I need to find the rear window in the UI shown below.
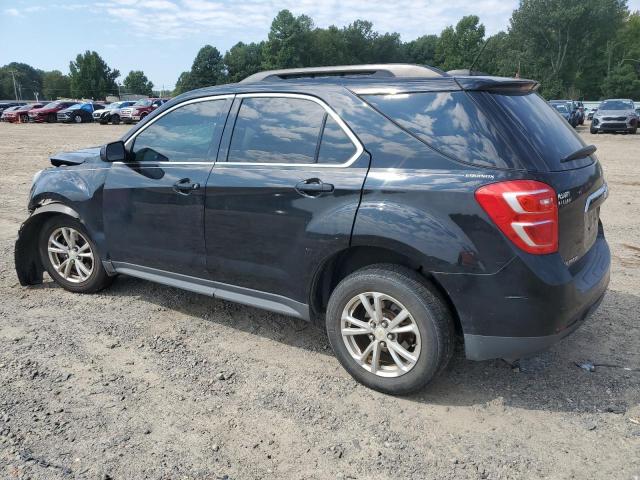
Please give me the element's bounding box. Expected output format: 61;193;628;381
490;92;590;170
363;91;520;169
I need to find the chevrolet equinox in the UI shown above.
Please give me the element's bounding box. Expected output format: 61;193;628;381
15;64;610;394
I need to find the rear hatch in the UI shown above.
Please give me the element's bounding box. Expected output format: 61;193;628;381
360;81;606;265
484;91;607;265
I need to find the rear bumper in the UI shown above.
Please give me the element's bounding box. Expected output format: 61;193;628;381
435;230;610;360
463;291;605;360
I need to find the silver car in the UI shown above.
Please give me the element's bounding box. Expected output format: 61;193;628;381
590;99;637;134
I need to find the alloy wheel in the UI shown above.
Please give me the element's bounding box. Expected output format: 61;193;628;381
47;227;94;283
341;292;421;377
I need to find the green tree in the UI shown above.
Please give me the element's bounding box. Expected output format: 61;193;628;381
0;62;43;100
123;70;154;95
189;45;226;88
68;51;120;99
602;11;640;98
404;35;439;66
224;42;264;83
262;10;314;69
508;0;627;98
436;15;486;71
173;71;192;95
42;70;71;99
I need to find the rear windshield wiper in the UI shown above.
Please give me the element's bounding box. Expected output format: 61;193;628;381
561;144;596;163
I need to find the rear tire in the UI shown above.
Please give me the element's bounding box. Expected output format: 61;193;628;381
326;264;455;395
111;114;120;125
38;216;112;294
47;113;56;123
73;114;82;124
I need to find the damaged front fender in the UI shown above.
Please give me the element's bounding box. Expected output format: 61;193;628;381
14;203;80;286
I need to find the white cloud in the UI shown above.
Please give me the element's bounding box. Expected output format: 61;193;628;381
94;0;518;41
5;8;21;16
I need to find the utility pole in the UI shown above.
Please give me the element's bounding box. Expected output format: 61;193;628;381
10;70;18;101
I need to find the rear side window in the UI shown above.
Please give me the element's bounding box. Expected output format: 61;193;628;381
227;96;357;165
490;93;589;170
363;91;519;168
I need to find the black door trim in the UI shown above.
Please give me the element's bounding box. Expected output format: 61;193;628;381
111;262;311;320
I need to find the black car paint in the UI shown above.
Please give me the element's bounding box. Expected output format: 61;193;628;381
16;75;610;361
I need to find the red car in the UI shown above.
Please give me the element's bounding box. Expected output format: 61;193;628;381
4;103;44;123
120;98;168;124
28;101;78;123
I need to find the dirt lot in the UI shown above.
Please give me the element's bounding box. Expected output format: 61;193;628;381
0;121;638;480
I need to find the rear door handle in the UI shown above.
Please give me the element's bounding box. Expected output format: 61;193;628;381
295;178;334;197
173;178;200;194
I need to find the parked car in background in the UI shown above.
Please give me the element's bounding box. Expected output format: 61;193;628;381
57;103;105;123
15;64;610;395
29;101;78;123
575;101;585;125
551;103;572;123
0;102;26;116
591;99;637;134
120;98;168;124
0;106;21;121
3;103;44;123
549;100;579;127
93;101;136;124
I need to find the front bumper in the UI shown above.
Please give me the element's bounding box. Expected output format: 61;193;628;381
592;117;636;131
435;230;610;360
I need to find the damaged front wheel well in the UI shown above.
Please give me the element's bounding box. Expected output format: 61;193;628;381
15;206;79;286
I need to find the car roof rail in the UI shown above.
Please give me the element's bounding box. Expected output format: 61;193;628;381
240;64;447;83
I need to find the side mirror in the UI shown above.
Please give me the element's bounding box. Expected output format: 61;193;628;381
100;140;127;162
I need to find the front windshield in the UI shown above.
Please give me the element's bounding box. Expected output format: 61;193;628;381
67;104;84;110
134;99;152;107
106;102;122;109
42;102;60;109
599;100;634;111
553;104;568;113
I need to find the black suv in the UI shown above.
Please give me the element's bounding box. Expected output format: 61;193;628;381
15;64;610;394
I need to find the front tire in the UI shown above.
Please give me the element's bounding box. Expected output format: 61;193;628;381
39;216;112;293
111;114;120;125
326;265;454;395
73;114;82;124
47;113;56;123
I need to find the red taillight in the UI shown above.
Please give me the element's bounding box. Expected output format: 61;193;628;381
475;180;558;255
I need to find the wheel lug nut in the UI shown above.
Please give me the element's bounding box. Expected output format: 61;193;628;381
368;334;374;341
381;321;388;328
387;333;394;340
380;341;386;348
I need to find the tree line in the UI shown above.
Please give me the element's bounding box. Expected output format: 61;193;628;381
2;0;639;102
0;53;155;101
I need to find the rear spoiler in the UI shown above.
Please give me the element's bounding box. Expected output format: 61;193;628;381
454;76;539;93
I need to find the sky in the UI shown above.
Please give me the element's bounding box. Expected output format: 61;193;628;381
2;0;640;90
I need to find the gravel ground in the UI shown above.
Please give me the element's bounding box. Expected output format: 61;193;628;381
0;121;638;480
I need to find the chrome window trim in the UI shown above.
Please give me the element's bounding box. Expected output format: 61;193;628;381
123;94;235;151
223;92;364;168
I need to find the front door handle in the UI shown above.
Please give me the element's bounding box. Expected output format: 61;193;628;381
173;178;200;194
295;178;335;197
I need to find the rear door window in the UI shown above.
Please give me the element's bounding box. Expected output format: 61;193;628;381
362;91;520;169
317;115;357;164
227;96;357;165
